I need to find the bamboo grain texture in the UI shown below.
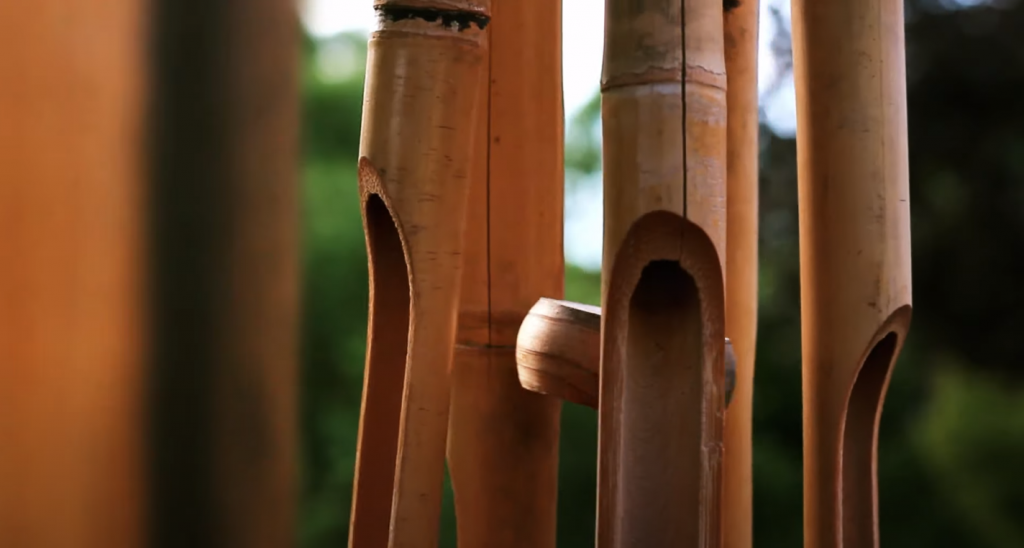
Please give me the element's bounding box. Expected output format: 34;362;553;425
722;1;760;547
350;3;490;547
791;0;913;546
598;0;729;546
447;0;564;546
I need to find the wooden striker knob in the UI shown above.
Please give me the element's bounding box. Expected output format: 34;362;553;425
516;298;736;409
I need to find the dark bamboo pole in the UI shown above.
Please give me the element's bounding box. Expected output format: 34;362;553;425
722;1;760;547
147;0;299;546
598;0;728;546
0;3;145;546
791;0;912;546
349;3;490;547
447;0;563;544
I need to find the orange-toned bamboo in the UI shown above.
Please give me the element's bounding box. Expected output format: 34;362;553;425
598;0;728;546
447;0;563;545
350;3;490;547
722;2;760;547
0;2;145;546
791;0;912;546
146;1;300;545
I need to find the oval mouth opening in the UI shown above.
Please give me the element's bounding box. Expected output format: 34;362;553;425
842;332;899;548
618;259;704;545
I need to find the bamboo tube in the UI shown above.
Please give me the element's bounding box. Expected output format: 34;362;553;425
598;0;728;546
446;0;563;545
147;1;299;546
722;2;760;547
0;2;145;546
790;0;912;546
350;3;489;547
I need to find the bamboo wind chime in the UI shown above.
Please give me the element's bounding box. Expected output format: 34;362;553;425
352;0;911;546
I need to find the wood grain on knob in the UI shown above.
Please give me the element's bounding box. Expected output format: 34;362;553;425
515;298;736;410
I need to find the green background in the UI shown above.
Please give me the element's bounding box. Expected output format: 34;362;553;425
299;3;1024;545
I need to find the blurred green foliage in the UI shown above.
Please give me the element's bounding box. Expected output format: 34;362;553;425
299;3;1024;546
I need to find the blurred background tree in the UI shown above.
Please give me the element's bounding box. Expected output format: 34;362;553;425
298;1;1024;546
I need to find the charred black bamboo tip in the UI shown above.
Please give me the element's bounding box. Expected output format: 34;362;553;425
516;298;736;409
375;5;490;31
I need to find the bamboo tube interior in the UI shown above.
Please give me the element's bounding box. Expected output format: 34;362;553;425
619;260;704;545
349;194;411;548
842;332;898;548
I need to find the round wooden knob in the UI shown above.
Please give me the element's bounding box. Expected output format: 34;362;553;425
515;298;736;409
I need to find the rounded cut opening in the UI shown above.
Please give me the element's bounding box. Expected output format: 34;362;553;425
348;194;411;547
618;260;704;545
842;332;899;548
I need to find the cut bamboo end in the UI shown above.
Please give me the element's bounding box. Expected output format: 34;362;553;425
597;0;728;545
350;7;488;547
515;298;736;411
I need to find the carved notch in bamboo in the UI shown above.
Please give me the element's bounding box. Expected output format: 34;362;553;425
598;0;729;546
349;3;490;547
791;0;912;546
447;0;564;546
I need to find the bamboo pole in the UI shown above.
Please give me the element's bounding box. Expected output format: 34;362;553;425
147;1;300;545
598;0;728;546
349;3;489;547
447;0;564;545
722;1;760;547
791;0;912;546
0;2;145;546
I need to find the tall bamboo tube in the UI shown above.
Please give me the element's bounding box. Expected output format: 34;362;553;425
447;0;563;545
722;2;760;547
147;1;299;546
598;0;728;546
0;2;145;546
791;0;912;546
350;3;489;547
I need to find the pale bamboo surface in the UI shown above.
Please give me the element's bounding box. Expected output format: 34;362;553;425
791;0;913;546
146;1;300;546
351;3;490;547
598;0;728;546
723;1;760;547
447;0;564;545
0;2;144;546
